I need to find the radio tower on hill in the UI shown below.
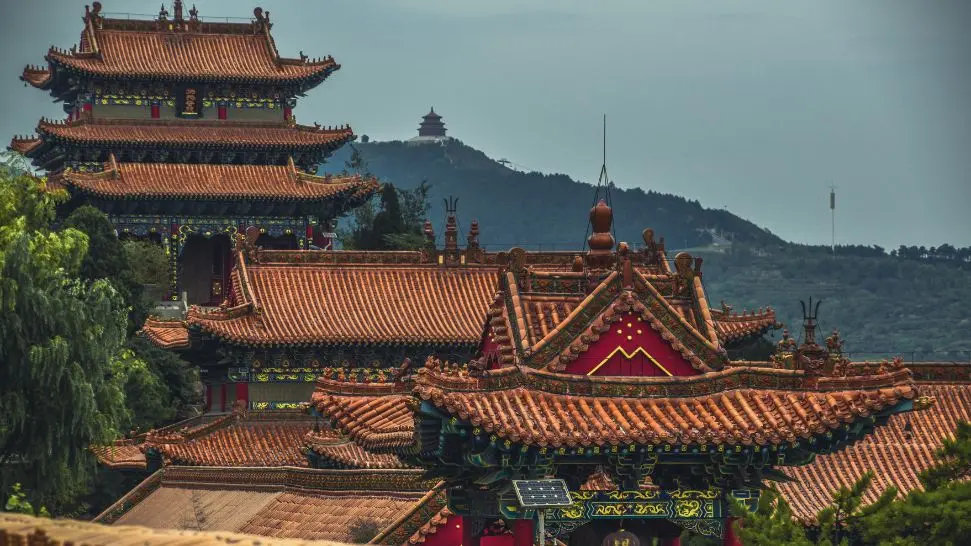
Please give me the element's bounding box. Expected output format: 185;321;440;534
830;185;837;255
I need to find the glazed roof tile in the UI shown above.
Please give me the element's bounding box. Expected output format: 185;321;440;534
313;361;918;449
310;390;417;451
27;10;338;87
60;157;377;201
240;491;423;542
140;318;190;349
305;430;413;469
778;383;971;523
23;117;354;150
186;257;499;347
709;306;780;344
91;443;146;470
156;420;311;467
0;514;358;546
93;467;442;542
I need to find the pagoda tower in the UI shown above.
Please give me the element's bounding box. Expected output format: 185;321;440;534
417;107;446;138
10;1;377;305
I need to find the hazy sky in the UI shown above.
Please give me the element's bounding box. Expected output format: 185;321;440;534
2;0;969;249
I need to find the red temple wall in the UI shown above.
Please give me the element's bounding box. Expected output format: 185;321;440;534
563;313;700;377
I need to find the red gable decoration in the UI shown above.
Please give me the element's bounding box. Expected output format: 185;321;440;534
563;312;700;377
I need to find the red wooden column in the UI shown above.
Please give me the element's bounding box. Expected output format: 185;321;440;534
661;537;682;546
512;520;533;546
461;516;480;546
235;382;249;409
723;517;742;546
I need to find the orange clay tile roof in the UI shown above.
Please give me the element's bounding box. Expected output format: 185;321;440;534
91;442;146;470
28;9;338;86
146;410;312;467
709;306;780;344
27;117;354;150
93;467;442;541
313;362;919;449
239;491;424;542
0;514;358;546
305;430;412;469
140;318;190;349
778;383;971;523
60;157;378;201
311;387;417;451
187;260;499;347
8;136;41;155
416;382;916;448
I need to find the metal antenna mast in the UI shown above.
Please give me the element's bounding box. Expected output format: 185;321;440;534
830;185;837;255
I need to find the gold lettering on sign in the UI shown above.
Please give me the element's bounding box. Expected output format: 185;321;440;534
184;88;198;115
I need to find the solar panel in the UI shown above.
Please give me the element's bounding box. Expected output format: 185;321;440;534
512;479;573;508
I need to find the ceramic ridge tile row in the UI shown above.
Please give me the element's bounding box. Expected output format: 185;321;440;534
50;30;335;80
198;267;498;345
406;507;454;545
161;422;310;467
63;163;372;201
37;118;354;147
239;491;423;542
777;384;971;523
418;386;915;448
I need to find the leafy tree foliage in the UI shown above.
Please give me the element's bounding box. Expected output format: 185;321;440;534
0;170;131;510
4;484;50;517
63;205;144;326
127;337;202;424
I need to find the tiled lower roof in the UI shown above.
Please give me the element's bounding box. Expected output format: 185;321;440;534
310;394;417;451
777;383;971;523
189;265;499;347
60;158;377;202
239;491;424;542
157;420;311;467
141;318;190;349
305;431;412;469
0;514;357;546
91;443;146;470
27;117;354;150
93;467;442;544
416;382;917;448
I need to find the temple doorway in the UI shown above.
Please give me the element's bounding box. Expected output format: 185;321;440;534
180;234;232;305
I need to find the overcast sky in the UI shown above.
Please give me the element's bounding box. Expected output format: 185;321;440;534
2;0;970;249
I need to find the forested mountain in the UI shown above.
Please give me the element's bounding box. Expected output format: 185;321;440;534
321;138;971;357
323;139;784;251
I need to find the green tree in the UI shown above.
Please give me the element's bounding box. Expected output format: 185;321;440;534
128;336;202;423
62;205;144;325
0;170;131;511
4;484;50;517
735;487;814;546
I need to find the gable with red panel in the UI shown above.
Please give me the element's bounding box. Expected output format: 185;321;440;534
562;312;701;377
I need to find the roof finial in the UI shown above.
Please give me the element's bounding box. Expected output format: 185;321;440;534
583;114;616;252
173;0;184;23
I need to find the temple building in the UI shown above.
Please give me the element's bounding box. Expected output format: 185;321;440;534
141;207;777;413
125;200;948;545
10;1;377;305
412;107;447;141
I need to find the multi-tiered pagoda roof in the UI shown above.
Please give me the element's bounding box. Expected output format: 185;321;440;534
23;3;338;100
